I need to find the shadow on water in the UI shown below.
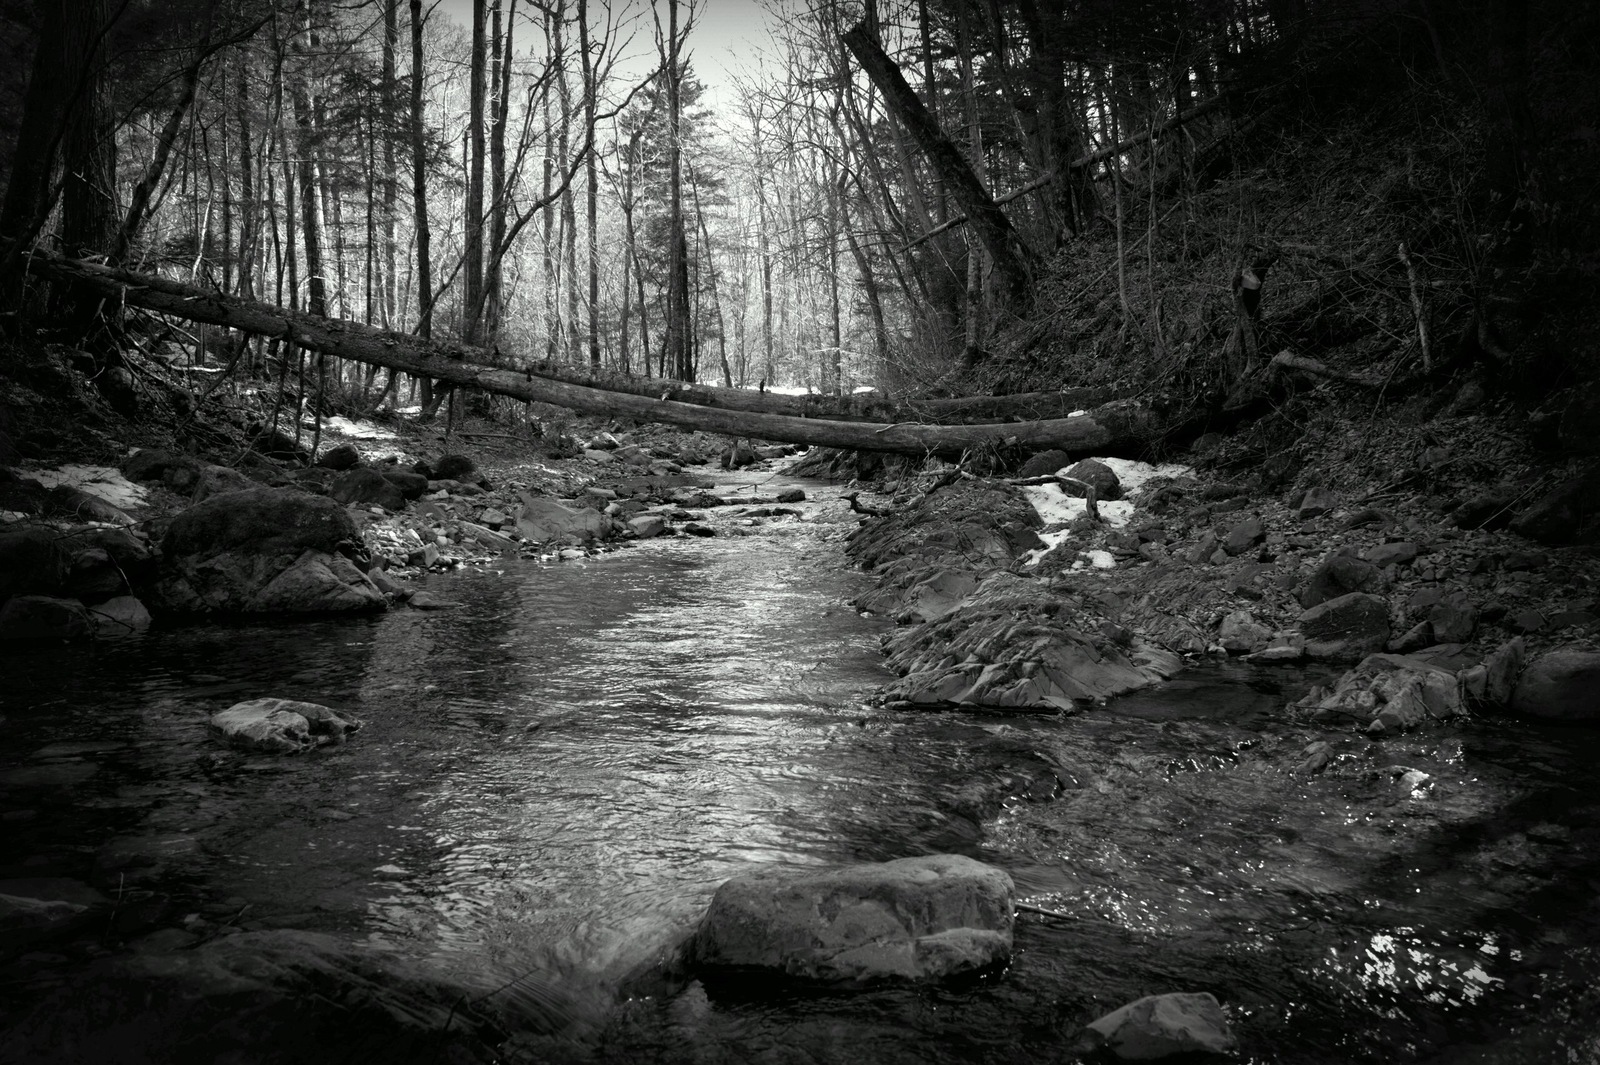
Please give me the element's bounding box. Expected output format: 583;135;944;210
3;474;1600;1063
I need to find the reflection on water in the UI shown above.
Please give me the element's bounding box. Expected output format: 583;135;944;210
2;476;1600;1063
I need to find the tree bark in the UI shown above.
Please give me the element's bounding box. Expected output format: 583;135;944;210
290;0;327;318
32;251;1165;459
409;0;433;338
463;0;487;344
840;21;1034;311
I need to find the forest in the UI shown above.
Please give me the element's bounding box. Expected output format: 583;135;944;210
2;0;1585;439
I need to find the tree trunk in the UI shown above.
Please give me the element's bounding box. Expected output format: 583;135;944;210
840;21;1034;311
463;0;487;344
115;11;215;265
290;0;327;318
33;251;1166;459
381;0;399;328
662;0;693;382
580;0;601;372
409;0;433;339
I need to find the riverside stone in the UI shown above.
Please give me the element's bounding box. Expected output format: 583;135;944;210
88;595;153;635
1218;609;1271;654
190;464;259;503
1080;991;1237;1060
1064;458;1122;501
1364;541;1419;567
316;443;361;470
380;469;429;500
1223;515;1265;556
431;454;480;483
331;468;405;511
628;514;666;538
1510;651;1600;721
1429;591;1477;644
155;488;384;615
692;854;1013;983
1018;449;1072;478
1297;487;1337;519
1301;552;1385;608
1300;592;1391;661
0;595;93;641
517;494;605;544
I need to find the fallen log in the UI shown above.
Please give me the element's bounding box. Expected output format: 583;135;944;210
29;252;1166;458
501;367;1110;425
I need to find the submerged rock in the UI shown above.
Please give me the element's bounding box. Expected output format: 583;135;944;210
1079;991;1237;1060
210;698;363;753
692;854;1013;983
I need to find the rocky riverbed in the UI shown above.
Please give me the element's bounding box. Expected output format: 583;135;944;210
4;404;1600;1063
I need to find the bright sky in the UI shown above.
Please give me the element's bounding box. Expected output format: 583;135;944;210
433;0;782;111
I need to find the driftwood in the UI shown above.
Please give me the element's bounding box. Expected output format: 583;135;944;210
29;252;1168;459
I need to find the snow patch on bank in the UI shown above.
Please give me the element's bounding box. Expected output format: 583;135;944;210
1020;456;1193;568
25;464;149;510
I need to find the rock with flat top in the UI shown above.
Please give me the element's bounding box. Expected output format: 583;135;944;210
692;854;1013;983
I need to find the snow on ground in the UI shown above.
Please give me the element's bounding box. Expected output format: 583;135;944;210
1020;456;1193;568
25;464;149;510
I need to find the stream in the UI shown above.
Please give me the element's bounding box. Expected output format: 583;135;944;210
3;471;1599;1064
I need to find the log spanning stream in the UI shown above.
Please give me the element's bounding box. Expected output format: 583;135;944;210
3;471;1599;1063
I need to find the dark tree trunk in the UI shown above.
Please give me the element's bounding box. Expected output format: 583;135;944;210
841;21;1035;311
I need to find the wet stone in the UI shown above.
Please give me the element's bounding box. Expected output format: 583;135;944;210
1079;991;1237;1061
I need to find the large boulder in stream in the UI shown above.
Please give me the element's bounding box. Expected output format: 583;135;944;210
691;854;1014;983
152;487;384;615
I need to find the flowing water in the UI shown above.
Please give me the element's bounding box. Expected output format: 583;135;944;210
2;472;1599;1064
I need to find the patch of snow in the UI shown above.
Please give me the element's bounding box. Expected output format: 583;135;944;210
25;464;148;510
1020;483;1137;529
1017;456;1192;568
1097;456;1193;494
